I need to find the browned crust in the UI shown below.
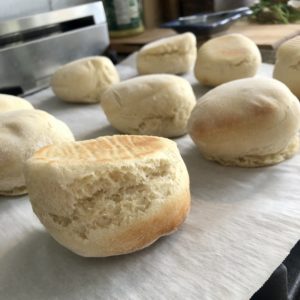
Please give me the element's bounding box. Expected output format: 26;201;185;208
0;185;27;196
106;185;191;257
33;135;172;163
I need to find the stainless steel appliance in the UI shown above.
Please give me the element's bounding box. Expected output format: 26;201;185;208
0;1;109;95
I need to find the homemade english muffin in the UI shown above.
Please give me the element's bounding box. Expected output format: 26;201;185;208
101;74;196;137
137;32;197;75
24;135;191;257
0;94;33;112
0;109;74;196
51;56;120;103
188;77;300;167
194;34;261;87
273;36;300;98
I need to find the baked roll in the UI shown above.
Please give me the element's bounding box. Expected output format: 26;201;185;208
273;36;300;98
25;135;191;257
0;94;33;112
137;32;197;75
194;34;261;87
101;74;196;137
188;77;300;167
51;56;120;103
0;109;74;195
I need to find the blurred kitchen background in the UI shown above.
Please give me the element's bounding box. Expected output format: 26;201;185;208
3;0;299;23
0;0;256;22
0;0;299;95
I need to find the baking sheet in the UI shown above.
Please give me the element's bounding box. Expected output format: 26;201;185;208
1;54;300;300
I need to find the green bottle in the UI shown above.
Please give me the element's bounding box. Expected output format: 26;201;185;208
103;0;144;38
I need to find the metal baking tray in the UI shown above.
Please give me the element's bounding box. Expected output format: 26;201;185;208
161;7;252;35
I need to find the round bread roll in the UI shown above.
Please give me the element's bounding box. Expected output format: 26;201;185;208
101;74;196;137
273;36;300;98
137;32;197;75
194;34;261;87
0;94;33;112
24;135;191;257
50;56;120;103
0;110;74;196
188;77;300;167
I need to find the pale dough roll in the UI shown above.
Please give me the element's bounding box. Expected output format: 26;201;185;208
24;135;191;257
137;32;197;75
51;56;120;103
0;110;74;196
273;36;300;98
0;94;33;112
101;74;196;137
188;77;300;167
194;34;261;87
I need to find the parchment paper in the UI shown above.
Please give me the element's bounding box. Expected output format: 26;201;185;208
1;54;300;300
